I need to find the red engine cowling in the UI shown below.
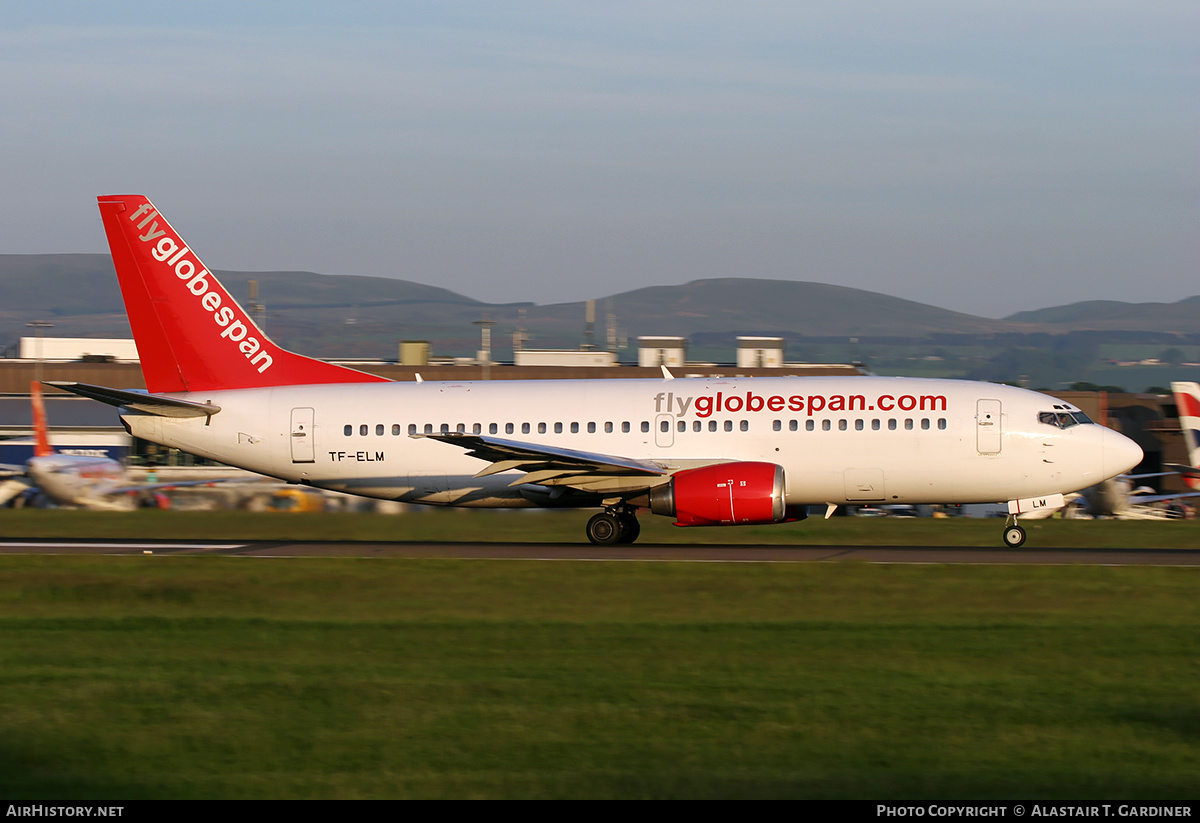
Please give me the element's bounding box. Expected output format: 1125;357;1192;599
649;462;787;526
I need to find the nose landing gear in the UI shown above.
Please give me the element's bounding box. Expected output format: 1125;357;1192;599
1002;516;1026;548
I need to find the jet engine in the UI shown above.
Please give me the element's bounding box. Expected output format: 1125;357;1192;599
645;462;789;526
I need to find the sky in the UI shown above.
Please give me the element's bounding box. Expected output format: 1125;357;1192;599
1;1;1196;318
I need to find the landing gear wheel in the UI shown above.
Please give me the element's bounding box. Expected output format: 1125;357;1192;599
1003;525;1027;548
616;514;640;544
586;512;623;545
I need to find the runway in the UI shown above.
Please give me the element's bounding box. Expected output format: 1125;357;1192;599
2;539;1199;566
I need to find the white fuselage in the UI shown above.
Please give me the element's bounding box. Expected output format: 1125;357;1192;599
25;454;129;508
118;376;1142;510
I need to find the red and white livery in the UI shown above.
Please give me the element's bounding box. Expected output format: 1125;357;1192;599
53;195;1145;546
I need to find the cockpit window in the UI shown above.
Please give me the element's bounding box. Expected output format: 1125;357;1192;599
1038;407;1093;429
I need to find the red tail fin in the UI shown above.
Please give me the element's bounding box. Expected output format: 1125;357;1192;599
31;381;53;458
97;195;389;393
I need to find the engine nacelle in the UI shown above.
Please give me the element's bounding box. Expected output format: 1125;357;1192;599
648;462;788;526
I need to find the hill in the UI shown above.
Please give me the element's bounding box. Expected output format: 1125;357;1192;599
4;254;1199;359
1005;296;1200;333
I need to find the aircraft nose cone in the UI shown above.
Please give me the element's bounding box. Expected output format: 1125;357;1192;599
1102;427;1143;479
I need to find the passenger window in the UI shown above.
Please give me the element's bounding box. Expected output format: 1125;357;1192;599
693;421;702;432
392;424;401;436
375;424;384;436
789;420;798;432
871;419;880;431
489;423;498;434
622;422;630;433
641;421;650;433
888;419;897;431
773;420;782;432
904;419;913;430
408;424;417;435
538;423;547;434
806;420;815;432
938;418;947;430
822;420;831;431
359;424;368;436
855;419;864;431
838;419;847;431
571;422;580;434
588;422;596;433
740;420;749;432
522;423;531;434
344;425;352;436
660;420;669;433
506;423;514;434
921;419;930;430
554;422;563;434
724;420;733;432
678;420;686;432
708;421;717;432
423;423;433;434
605;422;613;433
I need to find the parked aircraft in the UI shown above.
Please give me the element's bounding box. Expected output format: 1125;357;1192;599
1061;476;1197;520
1057;382;1200;520
1171;382;1200;490
0;382;131;508
50;195;1143;546
0;381;250;509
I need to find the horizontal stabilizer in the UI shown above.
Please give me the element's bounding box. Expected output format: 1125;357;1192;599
45;382;221;418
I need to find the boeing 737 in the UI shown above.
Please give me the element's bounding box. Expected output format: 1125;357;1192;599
51;195;1144;546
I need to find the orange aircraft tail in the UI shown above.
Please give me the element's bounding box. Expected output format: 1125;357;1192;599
30;381;53;458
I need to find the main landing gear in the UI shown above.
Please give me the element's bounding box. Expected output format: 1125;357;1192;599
586;506;641;545
1002;515;1026;548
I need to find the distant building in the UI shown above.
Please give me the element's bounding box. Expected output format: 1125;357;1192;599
736;337;785;368
637;336;687;368
399;341;430;366
515;350;618;367
18;337;139;362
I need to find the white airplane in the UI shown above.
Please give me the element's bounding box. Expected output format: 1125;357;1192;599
50;194;1143;547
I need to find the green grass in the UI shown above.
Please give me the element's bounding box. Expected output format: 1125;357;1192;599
0;555;1197;799
1;507;1198;548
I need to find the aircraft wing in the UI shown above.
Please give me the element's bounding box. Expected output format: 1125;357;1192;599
1127;490;1200;505
101;476;269;496
419;433;675;494
1163;463;1200;480
0;463;28;478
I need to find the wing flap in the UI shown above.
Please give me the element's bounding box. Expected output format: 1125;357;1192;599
418;433;673;493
